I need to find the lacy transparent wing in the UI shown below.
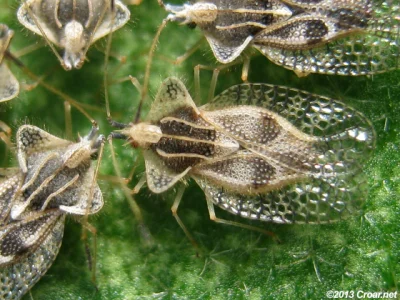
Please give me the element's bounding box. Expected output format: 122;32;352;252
0;215;64;300
255;34;400;76
254;1;400;76
194;170;367;224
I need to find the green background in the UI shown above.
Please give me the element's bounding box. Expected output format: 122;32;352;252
0;0;399;299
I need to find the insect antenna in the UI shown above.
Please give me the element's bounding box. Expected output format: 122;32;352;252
104;18;154;246
134;17;169;123
104;0;117;119
83;124;105;276
107;134;154;247
0;121;12;166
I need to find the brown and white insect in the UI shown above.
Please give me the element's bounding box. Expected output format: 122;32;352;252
160;0;400;78
0;24;19;102
17;0;131;70
0;125;104;299
109;77;375;238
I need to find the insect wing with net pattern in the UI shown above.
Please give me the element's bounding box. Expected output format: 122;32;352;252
0;125;104;299
164;0;400;76
17;0;131;70
125;77;375;225
254;0;400;76
0;24;19;102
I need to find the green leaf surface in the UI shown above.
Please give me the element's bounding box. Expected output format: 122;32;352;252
0;0;399;299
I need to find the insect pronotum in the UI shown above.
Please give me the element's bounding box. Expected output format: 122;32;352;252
17;0;131;70
0;124;104;300
158;0;400;79
108;77;375;244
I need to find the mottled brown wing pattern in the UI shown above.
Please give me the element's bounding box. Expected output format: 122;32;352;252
143;149;192;193
0;125;104;299
192;150;309;195
202;83;375;162
193;82;375;223
197;0;292;63
165;0;292;63
0;215;64;300
14;125;104;217
142;78;374;224
200;106;320;175
0;175;20;223
165;0;399;75
0;210;63;266
254;0;400;75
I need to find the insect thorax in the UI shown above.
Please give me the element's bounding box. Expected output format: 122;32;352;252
167;2;218;24
21;148;92;212
194;0;293;40
122;123;163;148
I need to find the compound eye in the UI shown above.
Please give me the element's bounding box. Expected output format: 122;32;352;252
186;22;197;29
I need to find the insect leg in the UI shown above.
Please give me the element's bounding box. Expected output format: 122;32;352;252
104;0;118;120
125;0;143;5
241;54;251;82
12;41;45;59
64;101;73;140
132;174;146;194
205;197;280;243
81;220;99;285
0;121;12;165
171;185;200;252
6;51;100;122
194;60;243;103
137;18;170;123
80;134;105;286
168;37;205;66
157;0;166;8
0;167;19;177
108;135;154;247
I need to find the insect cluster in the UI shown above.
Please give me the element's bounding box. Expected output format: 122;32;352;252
0;0;398;298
